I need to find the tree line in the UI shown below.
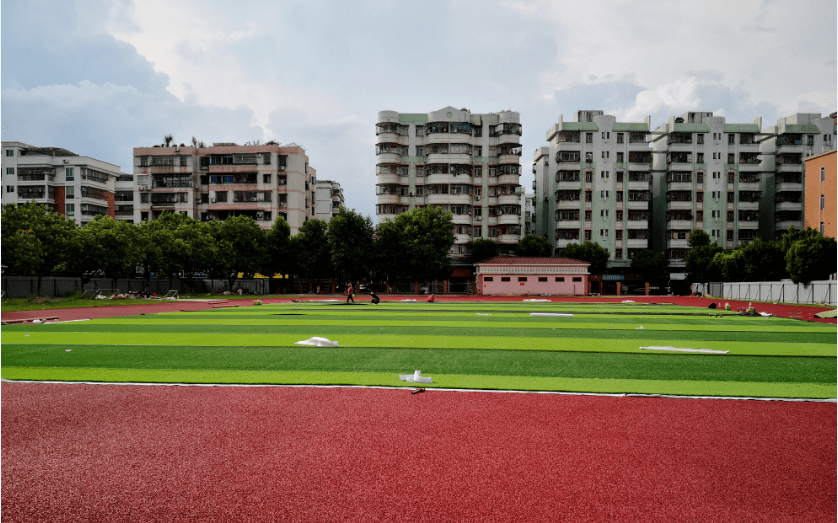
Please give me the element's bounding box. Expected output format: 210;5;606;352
1;203;458;295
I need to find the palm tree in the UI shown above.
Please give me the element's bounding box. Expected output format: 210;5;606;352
163;134;174;147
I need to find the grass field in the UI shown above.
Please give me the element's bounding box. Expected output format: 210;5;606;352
2;301;835;398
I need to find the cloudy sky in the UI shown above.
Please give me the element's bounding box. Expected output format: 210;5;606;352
3;0;835;221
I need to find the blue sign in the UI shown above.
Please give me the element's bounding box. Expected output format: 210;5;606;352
603;274;624;281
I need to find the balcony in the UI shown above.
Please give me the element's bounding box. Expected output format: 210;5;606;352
556;219;580;229
377;193;401;204
667;219;693;230
497;233;521;244
556;200;581;209
497;214;521;225
556;238;579;248
666;238;690;249
626;219;648;229
775;219;802;230
556;180;581;190
627;239;648;249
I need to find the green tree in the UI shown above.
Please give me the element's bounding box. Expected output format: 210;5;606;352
262;215;295;278
560;241;609;274
469;238;499;264
784;229;837;283
630;249;667;282
372;219;405;283
684;231;724;283
80;215;141;290
328;208;374;283
293;218;332;280
516;234;552;257
1;202;79;295
712;249;747;282
395;206;455;282
739;238;786;281
214;215;266;288
174;219;217;293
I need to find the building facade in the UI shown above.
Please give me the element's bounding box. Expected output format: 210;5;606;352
542;111;653;269
803;148;837;238
314;180;344;222
376;106;523;263
1;141;124;226
475;256;590;296
133;143;316;233
650;112;764;270
759;113;836;239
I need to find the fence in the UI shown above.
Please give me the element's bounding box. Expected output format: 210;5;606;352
692;280;836;306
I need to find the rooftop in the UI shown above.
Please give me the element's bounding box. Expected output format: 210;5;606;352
476;256;590;266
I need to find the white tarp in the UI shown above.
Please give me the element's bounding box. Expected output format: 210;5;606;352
530;313;573;317
295;337;340;347
399;370;433;384
640;346;728;354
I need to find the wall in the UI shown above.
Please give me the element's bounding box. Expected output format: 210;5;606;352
479;273;586;296
692;280;836;306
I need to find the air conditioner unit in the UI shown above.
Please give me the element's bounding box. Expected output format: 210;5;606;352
258;195;264;201
256;212;264;219
210;197;216;203
474;196;480;201
409;192;414;196
476;216;482;221
277;166;285;171
138;185;149;191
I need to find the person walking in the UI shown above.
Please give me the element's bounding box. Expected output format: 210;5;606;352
346;282;355;303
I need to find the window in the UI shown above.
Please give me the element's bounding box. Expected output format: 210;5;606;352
501;277;510;282
215;191;228;202
263;173;271;184
538;277;548;282
586;133;593;143
6;168;13;175
415;146;424;156
572;277;582;282
616;152;624;163
66;186;74;198
601;151;610;159
821;167;826;182
697;173;704;184
5;150;13;157
484;277;494;282
617;133;624;144
728;134;735;144
727;154;735;164
66;168;74;181
555;277;564;282
820;195;825;209
807;135;814;146
6;185;14;192
697;134;704;144
584;230;592;240
820;222;825;235
65;203;75;216
518;277;527;282
696;153;704;163
585;172;593;182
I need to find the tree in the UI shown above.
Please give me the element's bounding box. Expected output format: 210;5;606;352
328;208;374;283
394;206;455;282
173;219;217;293
784;229;837;283
163;134;174;147
262;215;295;278
684;229;724;283
372;218;405;283
293;218;332;280
738;238;786;281
516;235;552;257
469;238;499;264
1;202;79;295
560;241;609;274
214;215;266;288
80;215;142;290
630;249;667;282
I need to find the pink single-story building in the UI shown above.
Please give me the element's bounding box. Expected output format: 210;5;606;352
475;256;590;296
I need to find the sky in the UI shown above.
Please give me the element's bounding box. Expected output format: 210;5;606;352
2;0;836;222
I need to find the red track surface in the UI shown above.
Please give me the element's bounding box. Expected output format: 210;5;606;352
2;383;834;522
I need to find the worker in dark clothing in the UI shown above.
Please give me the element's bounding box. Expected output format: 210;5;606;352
370;292;380;304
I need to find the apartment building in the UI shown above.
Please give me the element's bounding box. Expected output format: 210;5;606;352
650;112;765;269
759;113;836;239
544;111;653;269
523;193;535;236
803;148;836;238
1;141;124;226
376;106;523;262
133;142;316;233
315;179;344;222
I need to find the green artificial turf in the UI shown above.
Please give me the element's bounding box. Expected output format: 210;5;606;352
3;301;835;398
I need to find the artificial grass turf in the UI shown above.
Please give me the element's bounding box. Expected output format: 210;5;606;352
8;322;836;346
3;367;834;398
3;344;835;385
4;331;834;356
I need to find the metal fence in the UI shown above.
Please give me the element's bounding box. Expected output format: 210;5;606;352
0;276;273;298
692;280;836;306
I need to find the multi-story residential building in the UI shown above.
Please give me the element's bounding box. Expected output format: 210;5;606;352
315;179;344;222
133;142;316;233
759;113;836;239
1;141;124;226
114;172;136;224
376;106;523;262
523;193;535;236
532;146;552;246
543;111;653;269
651;112;765;270
803;148;836;238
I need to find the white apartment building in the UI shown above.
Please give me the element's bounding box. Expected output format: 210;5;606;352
133;142;317;233
315;179;344;222
758;113;836;239
651;112;764;267
523;193;535;236
543;111;653;269
1;141;124;226
376;106;523;262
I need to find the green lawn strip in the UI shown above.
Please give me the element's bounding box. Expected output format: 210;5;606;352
9;323;834;345
2;367;833;399
3;344;834;383
71;316;835;334
4;332;835;356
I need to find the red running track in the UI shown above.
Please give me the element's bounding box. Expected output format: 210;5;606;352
2;383;835;522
